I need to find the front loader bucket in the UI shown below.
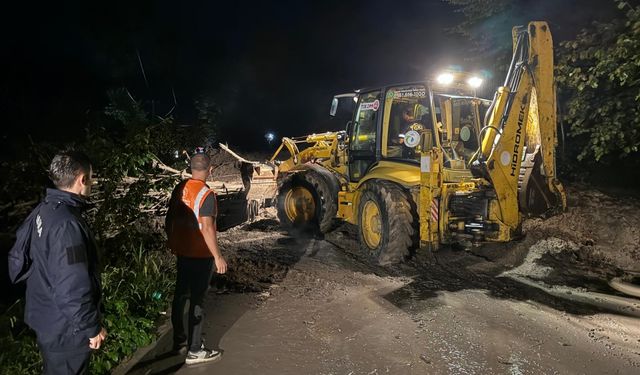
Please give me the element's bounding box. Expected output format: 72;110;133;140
219;144;278;221
240;161;278;210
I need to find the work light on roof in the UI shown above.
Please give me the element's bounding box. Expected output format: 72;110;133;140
436;73;454;85
467;76;483;88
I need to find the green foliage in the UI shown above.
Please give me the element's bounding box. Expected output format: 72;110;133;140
91;245;175;374
556;1;640;161
0;335;40;375
1;88;219;374
0;302;40;375
87;88;172;177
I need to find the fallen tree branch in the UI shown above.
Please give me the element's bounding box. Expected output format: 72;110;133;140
152;158;191;178
219;143;256;165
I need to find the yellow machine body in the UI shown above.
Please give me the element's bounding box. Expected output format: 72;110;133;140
271;21;566;261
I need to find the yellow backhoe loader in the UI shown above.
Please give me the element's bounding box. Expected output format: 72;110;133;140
270;21;566;264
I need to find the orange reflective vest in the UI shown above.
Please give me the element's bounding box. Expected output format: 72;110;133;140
166;178;216;258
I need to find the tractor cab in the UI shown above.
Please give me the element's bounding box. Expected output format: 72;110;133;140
333;78;491;183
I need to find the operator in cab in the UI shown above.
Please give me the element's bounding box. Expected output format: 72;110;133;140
398;105;425;144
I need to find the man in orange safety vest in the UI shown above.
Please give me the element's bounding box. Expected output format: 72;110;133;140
165;148;227;365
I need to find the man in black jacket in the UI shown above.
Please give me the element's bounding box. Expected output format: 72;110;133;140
24;151;106;375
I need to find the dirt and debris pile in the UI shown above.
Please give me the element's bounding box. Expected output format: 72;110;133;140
524;186;640;274
476;185;640;293
502;237;581;279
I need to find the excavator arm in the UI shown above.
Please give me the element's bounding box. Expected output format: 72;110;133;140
474;21;566;231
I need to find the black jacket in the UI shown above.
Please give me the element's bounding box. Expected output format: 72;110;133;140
24;188;102;342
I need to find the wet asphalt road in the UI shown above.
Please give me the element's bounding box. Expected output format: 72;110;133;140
126;230;640;375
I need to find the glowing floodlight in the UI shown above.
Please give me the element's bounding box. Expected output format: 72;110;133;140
436;72;454;85
467;76;483;88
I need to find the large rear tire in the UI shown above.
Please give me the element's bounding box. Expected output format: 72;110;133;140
357;181;416;265
276;170;338;233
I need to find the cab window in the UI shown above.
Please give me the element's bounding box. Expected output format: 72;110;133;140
351;91;381;152
384;85;433;160
349;90;381;181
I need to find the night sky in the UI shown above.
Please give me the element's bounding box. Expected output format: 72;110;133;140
0;0;619;156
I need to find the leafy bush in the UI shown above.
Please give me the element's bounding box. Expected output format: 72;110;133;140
0;88;218;374
92;245;175;373
556;0;640;162
0;302;41;375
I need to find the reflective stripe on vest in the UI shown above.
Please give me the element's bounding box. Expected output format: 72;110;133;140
193;186;209;229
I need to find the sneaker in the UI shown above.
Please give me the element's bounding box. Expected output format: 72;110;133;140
185;344;221;365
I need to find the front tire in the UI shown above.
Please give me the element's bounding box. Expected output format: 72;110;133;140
276;170;338;233
357;181;416;265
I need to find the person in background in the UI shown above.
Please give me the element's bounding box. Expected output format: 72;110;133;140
165;147;228;365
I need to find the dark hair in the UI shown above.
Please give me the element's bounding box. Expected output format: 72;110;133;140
49;151;92;189
190;153;211;172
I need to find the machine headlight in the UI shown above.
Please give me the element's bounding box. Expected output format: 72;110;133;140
467;76;483;88
436;73;454;85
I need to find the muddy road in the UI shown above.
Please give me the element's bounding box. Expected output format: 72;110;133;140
127;201;640;375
